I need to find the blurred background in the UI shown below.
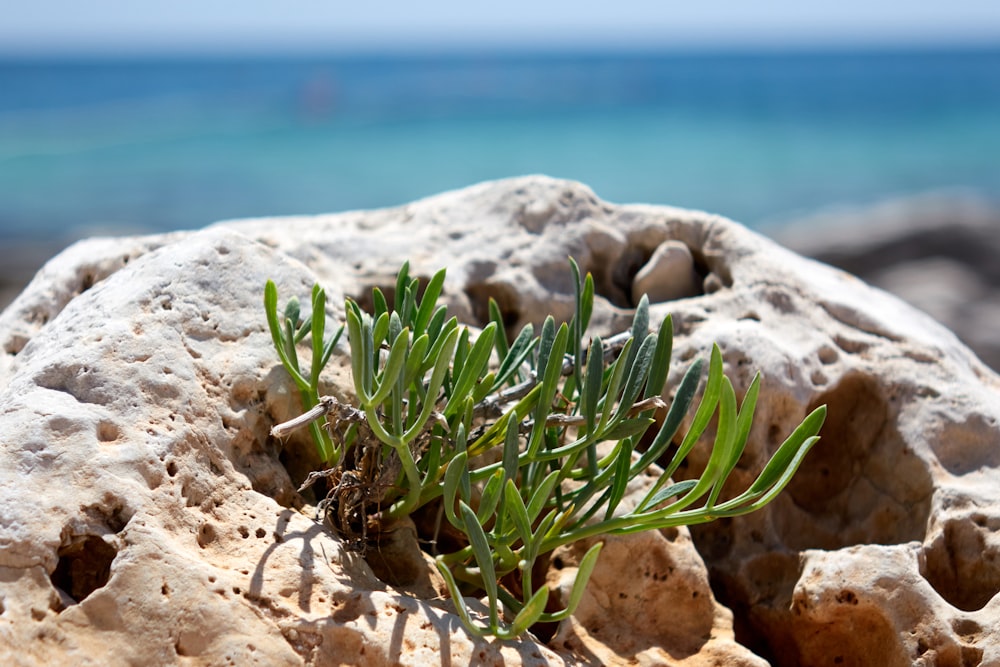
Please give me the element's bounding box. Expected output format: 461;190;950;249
1;1;999;364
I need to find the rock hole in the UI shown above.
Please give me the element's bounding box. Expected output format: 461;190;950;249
630;240;706;305
354;274;431;316
781;373;932;550
255;527;266;539
920;517;1000;611
50;535;117;604
464;281;522;334
818;345;838;365
951;618;982;637
962;645;985;667
197;522;217;548
96;420;119;443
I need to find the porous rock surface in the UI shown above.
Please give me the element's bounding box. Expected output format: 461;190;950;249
1;176;999;666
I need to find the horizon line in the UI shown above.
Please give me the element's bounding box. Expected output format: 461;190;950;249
2;38;999;61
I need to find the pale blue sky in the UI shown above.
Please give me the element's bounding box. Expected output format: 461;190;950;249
2;0;1000;54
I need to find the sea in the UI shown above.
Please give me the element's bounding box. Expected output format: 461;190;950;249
1;48;999;244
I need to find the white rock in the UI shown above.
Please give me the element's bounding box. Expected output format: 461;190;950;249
1;176;998;666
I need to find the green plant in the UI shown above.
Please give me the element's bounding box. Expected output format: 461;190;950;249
265;260;826;640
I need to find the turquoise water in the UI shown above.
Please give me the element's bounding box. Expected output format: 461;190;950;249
1;50;998;241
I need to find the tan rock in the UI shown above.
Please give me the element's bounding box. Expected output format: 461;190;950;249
1;176;998;665
631;240;702;305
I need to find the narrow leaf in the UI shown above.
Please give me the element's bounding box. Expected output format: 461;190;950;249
442;451;469;531
460;501;499;627
414;267;447;335
509;585;549;637
645;313;673;400
604;438;635;520
491;324;536;390
477;470;504;523
504;480;532;547
372;286;388;319
393;261;410;313
446;323;497;417
747;405;826;495
631;357;703;475
488;297;510;359
367;327;410;406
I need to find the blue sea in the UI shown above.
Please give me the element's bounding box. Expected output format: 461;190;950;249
1;49;998;243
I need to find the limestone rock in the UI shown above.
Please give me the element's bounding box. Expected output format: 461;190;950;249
1;176;999;666
776;192;1000;371
631;240;701;305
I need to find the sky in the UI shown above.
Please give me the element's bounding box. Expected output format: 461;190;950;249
2;0;1000;55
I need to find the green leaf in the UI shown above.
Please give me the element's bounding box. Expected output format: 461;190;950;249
526;469;560;523
394;260;410;313
460;501;499;627
603;417;655;441
504;480;533;547
631;357;702;475
640;479;699;510
604;437;635;520
704;376;740;508
401;276;418;325
446;323;496;417
509;584;549;637
478;470;504;523
472;372;495;403
414;268;447;335
663;344;724;479
424;316;459;370
645;314;673;400
488;298;509;359
404;325;459;443
580;272;594;338
452;327;471;386
501;413;520;486
403;333;430;388
426;305;448;344
367;327;409;406
596;337;632;434
491;324;536;390
284;295;301;331
625;294;649;370
372;286;388;319
264;281;308;390
435;557;491;638
527;323;569;457
709;373;761;504
612;333;658;423
582;336;604;435
540;542;602;623
372;311;390;351
537;316;556;373
743;435;821;511
319;324;344;370
443;451;469;531
345;306;370;403
747;405;827;496
388;310;402;344
570;256;585;386
309;286;327;384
